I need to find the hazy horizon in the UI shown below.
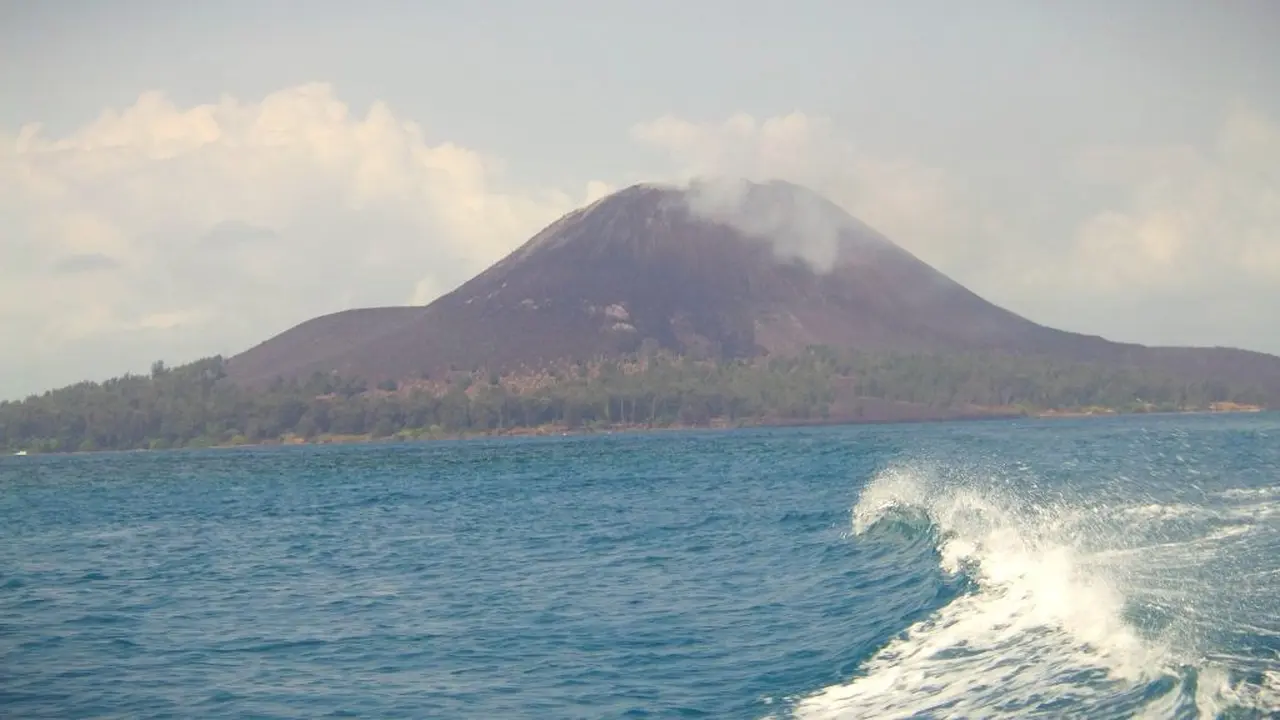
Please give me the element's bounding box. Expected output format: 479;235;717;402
3;1;1279;399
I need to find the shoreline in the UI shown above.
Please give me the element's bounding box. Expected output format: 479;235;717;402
6;405;1269;458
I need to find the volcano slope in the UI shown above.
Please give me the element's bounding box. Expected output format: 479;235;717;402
226;180;1280;396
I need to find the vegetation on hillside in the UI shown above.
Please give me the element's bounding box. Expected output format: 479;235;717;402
0;349;1270;454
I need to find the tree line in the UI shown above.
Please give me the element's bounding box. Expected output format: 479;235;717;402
0;349;1270;454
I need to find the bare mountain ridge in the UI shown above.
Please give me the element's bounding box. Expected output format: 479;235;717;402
227;180;1280;394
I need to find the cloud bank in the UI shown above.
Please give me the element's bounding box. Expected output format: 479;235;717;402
1067;106;1280;292
0;83;604;397
2;85;1277;398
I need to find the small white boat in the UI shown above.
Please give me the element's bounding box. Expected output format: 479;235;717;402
12;450;27;456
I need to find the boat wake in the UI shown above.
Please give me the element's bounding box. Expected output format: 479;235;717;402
787;465;1280;719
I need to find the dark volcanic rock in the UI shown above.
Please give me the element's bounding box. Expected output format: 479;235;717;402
227;180;1280;393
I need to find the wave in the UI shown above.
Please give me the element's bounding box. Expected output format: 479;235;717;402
788;465;1280;719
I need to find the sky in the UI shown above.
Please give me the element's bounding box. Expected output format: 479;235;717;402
2;0;1278;399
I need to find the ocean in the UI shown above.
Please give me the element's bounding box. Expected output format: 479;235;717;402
1;414;1277;719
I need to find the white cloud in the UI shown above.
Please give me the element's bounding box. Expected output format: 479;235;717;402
1066;105;1280;292
1009;104;1280;348
0;83;603;398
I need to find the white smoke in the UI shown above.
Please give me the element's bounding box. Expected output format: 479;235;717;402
632;113;958;275
677;176;883;273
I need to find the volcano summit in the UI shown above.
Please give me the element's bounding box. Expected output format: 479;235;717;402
227;180;1280;394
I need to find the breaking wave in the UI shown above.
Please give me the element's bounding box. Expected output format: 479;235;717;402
788;464;1280;719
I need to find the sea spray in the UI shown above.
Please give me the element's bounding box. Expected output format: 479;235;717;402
792;463;1278;719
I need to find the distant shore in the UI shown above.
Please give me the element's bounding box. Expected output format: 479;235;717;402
7;404;1268;458
1034;401;1264;419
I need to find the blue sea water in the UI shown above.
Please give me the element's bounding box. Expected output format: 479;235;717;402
2;415;1278;719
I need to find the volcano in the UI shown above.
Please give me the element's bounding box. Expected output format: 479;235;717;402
226;180;1280;392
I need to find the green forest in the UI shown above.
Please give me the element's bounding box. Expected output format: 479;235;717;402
1;348;1270;454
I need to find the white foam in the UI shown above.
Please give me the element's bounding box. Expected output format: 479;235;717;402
1219;486;1280;500
790;466;1279;719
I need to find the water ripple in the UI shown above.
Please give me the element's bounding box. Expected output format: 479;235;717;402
1;414;1277;718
